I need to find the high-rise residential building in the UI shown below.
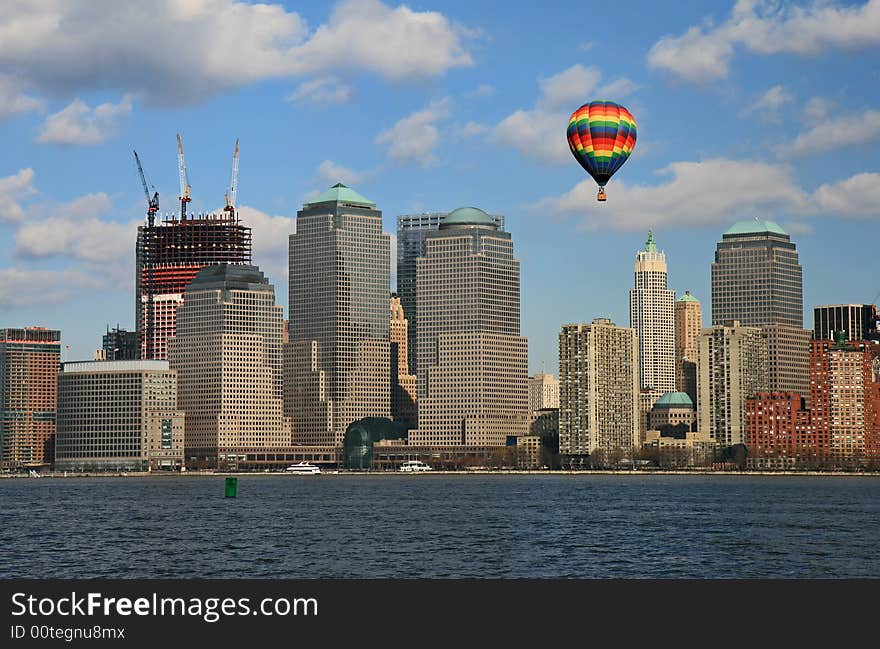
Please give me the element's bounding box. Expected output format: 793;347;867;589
558;319;639;457
630;230;675;393
746;392;819;465
169;264;289;468
810;337;880;461
396;211;504;375
101;326;139;361
813;304;879;342
0;327;61;469
136;211;252;360
288;184;391;446
711;219;809;395
675;291;702;404
411;207;528;446
697;321;769;447
390;294;416;429
55;360;184;471
529;373;559;412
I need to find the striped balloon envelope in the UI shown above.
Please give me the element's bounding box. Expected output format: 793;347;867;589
566;100;637;201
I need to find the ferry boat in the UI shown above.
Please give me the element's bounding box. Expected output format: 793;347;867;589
399;460;433;473
285;462;321;475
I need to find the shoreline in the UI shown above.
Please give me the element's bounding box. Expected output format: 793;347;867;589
4;469;880;479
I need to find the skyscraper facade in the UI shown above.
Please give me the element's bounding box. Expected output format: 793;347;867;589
390;295;416;429
411;207;527;446
697;321;769;447
101;326;139;361
711;219;809;395
528;373;559;412
630;231;675;393
55;360;184;471
288;184;391;445
0;327;60;469
169;264;288;468
136;211;252;360
674;291;702;404
396;211;504;374
813;304;879;342
558;319;640;457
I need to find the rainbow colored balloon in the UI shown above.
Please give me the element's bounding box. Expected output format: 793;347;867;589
566;100;637;201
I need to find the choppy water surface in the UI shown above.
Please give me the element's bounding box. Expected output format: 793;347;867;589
3;474;879;578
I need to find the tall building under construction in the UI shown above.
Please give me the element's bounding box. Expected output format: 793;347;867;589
135;212;252;359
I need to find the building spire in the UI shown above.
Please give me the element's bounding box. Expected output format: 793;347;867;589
644;229;658;253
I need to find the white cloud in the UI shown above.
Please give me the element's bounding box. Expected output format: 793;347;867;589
782;109;880;157
0;268;99;308
286;77;352;106
467;84;495;98
535;157;880;231
0;168;37;223
739;85;793;122
36;94;133;145
317;160;366;186
457;121;489;137
236;205;295;284
0;76;44;119
375;98;452;166
596;78;640;99
0;0;473;105
803;97;833;124
14;193;137;262
648;0;880;83
491;65;637;165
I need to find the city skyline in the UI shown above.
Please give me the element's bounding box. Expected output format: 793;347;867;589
1;0;879;375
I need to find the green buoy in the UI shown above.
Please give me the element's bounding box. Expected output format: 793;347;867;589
225;477;238;498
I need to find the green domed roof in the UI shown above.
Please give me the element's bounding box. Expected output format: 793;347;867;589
653;392;695;409
724;219;787;236
442;206;497;228
677;291;700;303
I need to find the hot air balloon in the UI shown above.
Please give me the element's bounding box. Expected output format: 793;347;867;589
566;100;637;202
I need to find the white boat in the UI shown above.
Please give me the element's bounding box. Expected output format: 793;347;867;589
399;460;433;473
285;462;321;475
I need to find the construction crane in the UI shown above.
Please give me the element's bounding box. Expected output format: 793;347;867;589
224;138;239;215
133;150;159;361
177;133;192;220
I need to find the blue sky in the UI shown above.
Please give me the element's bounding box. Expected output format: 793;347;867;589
1;0;879;374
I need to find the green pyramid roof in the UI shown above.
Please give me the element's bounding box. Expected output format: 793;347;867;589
677;291;700;303
724;219;787;236
306;183;376;208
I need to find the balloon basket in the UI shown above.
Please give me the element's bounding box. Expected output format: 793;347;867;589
597;189;606;202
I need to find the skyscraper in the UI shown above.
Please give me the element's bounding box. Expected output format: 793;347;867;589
558;319;640;458
711;219;809;395
697;321;769;447
396;211;504;374
101;326;139;361
390;294;416;429
529;373;559;412
0;327;61;469
674;291;702;404
56;360;184;472
813;304;879;342
630;230;675;393
169;264;288;468
411;207;528;446
136;211;252;360
288;184;391;445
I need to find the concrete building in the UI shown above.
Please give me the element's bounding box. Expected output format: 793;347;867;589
697;321;769;447
746;392;818;467
558;319;640;457
810;337;880;462
284;340;334;446
411;207;528;446
630;231;676;394
396;211;504;374
288;184;391;446
136;211;252;360
101;326;139;361
55;360;184;471
169;264;289;468
813;304;879;343
675;291;702;404
648;391;696;438
390;295;417;429
0;327;61;469
711;219;809;395
529;373;559;412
